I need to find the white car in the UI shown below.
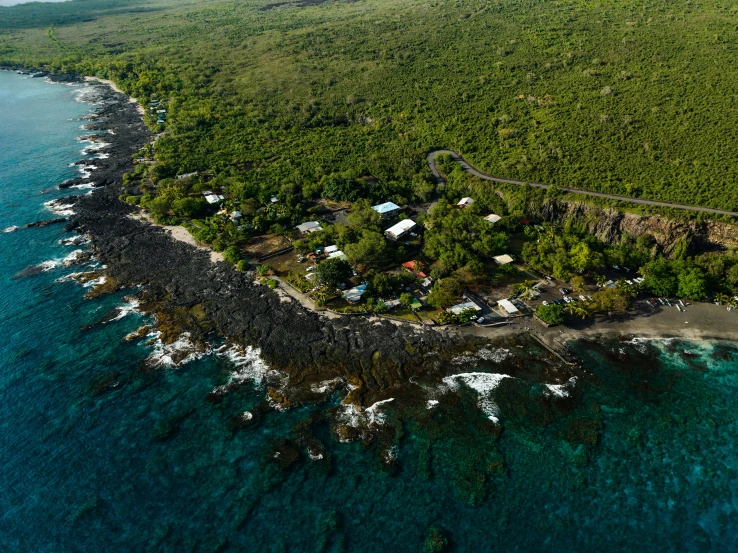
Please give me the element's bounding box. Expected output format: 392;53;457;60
542;301;549;306
579;295;586;301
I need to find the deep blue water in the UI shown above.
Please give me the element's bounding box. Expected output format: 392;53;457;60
1;71;738;552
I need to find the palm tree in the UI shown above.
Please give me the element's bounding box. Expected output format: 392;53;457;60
565;303;592;319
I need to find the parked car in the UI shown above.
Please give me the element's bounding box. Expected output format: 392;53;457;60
559;287;570;295
542;301;549;306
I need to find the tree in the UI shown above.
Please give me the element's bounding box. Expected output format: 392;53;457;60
570;275;585;292
569;242;604;272
726;264;738;290
399;292;414;308
641;258;677;297
223;246;242;265
344;230;387;269
536;303;565;325
565;303;592;319
426;278;463;308
677;267;707;300
315;257;352;288
347;199;381;231
457;307;479;323
590;288;630;313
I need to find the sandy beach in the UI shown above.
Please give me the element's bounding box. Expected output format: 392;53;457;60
84;76;145;116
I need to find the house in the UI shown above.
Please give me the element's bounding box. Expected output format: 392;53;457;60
497;299;520;316
325;245;339;254
372;202;401;219
177;172;198;180
457;197;474;208
203;191;225;204
483;213;502;224
344;284;368;304
327;250;347;260
270;195;278;204
231;211;242;222
402;260;425;274
296;221;323;234
385;219;416;241
449;300;483;316
383;299;401;309
493;254;514;265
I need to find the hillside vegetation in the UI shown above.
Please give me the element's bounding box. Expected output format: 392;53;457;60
3;0;738;211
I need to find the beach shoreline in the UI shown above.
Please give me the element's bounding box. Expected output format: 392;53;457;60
83;76;145;116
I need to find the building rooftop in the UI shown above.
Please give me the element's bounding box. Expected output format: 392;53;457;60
497;299;519;314
457;197;474;207
483;213;502;223
385;219;416;238
372;202;401;215
296;221;322;233
449;300;482;315
493;254;514;265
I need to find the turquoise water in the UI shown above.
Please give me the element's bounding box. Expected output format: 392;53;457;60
1;71;738;552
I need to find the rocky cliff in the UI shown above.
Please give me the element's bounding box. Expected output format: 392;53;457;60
535;200;738;255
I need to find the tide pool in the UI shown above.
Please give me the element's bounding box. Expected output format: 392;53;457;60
1;71;737;552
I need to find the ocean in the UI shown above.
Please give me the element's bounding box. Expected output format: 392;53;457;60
1;70;737;552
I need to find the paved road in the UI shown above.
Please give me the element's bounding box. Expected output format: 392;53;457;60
426;149;738;218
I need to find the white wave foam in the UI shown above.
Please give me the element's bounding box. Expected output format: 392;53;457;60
214;344;268;386
39;249;86;272
44;199;75;216
146;331;207;368
451;347;510;365
336;398;395;437
442;372;512;423
545;377;577;398
59;234;88;245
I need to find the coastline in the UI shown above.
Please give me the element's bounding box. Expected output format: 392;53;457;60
24;70;736;412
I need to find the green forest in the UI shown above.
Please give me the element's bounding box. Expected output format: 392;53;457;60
4;0;738;211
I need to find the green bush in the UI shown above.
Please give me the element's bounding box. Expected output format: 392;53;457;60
536;303;565;326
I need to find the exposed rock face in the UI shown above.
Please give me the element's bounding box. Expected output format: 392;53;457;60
536;200;738;255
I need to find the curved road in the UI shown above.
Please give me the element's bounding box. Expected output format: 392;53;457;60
426;149;738;218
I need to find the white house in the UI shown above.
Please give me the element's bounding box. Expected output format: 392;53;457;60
449;300;482;316
203;191;225;204
457;197;474;208
296;221;323;234
497;299;520;316
384;219;416;240
372;202;401;219
493;254;514;265
483;213;502;224
324;245;339;254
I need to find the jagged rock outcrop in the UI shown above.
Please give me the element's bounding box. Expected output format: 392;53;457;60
536;200;738;255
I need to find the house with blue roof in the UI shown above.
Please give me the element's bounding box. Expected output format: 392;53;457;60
371;202;401;219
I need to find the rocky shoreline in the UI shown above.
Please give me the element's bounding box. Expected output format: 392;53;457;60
54;75;472;407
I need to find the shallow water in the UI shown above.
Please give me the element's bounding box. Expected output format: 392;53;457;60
1;71;737;552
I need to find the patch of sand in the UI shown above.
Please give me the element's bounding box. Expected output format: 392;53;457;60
129;211;224;263
84;76;145;116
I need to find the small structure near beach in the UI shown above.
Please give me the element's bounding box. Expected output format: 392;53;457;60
497;299;520;316
296;221;323;234
493;254;514;265
448;299;482;316
385;219;416;241
344;284;368;304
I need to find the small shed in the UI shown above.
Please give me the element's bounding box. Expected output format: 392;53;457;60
493;254;514;265
483;213;502;224
325;245;339;254
457;197;475;208
327;250;347;260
